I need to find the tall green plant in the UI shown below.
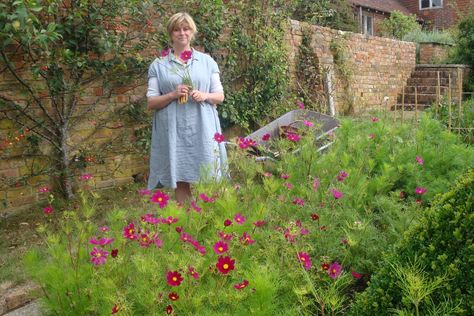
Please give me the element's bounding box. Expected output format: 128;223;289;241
380;11;421;40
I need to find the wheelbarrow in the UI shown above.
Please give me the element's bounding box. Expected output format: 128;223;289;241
242;110;339;161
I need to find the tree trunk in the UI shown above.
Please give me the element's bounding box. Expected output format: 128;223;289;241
58;126;74;200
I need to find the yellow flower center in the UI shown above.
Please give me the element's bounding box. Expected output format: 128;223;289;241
223;264;229;269
97;253;101;257
301;257;305;261
172;277;177;281
158;197;163;202
218;247;223;252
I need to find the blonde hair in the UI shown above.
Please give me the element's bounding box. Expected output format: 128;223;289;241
166;12;197;39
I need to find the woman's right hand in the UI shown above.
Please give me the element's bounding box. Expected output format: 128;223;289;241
175;84;190;99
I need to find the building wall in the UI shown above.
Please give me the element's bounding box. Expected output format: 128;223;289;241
398;0;473;29
286;20;416;114
352;6;391;36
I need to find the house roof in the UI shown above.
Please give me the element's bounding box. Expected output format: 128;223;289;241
349;0;413;15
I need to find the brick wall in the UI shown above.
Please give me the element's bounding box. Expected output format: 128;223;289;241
419;42;453;63
285;20;416;114
398;0;473;29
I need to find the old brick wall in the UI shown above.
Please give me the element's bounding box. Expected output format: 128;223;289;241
419;42;453;63
285;20;416;114
398;0;473;29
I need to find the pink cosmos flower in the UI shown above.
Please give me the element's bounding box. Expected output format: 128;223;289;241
337;171;348;182
89;237;114;246
328;262;342;279
150;190;169;209
284;182;293;190
237;137;256;149
199;193;215;203
332;189;343;199
262;133;270;141
303;120;314;127
234;213;246;224
415;187;427;195
154;235;163;248
216;256;235;275
240;232;255;245
99;226;110;232
139;233;153;248
190;200;202;213
180;232;193;242
416;155;424;165
352;271;362;279
293;198;305;206
166;271;183;286
297;101;305;109
123;222;138;240
300;228;309;235
43;205;53;215
224;219;232;227
312;178;320;191
180;50;192;61
371;117;379;122
369;133;375;139
38;187;50;193
213;240;229;254
90;247;108;265
214;132;225;143
80;174;93;181
281;174;289;179
287;133;301;142
234;280;249;290
218;231;233;241
253;220;266;227
160;48;171;57
163;216;178;225
297;252;312;270
188;266;200;279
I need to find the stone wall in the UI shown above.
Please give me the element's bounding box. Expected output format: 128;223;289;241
285;20;417;114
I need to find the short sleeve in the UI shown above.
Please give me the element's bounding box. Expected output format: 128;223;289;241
147;61;161;97
210;73;224;93
210;58;220;75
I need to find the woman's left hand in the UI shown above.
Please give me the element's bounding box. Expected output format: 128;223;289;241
190;90;208;103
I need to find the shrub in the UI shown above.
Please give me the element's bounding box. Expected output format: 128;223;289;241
349;169;474;315
380;11;421;40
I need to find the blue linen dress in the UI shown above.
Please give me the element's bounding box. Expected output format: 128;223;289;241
146;49;228;190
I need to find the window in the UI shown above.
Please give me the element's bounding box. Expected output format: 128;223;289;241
420;0;442;9
362;14;373;36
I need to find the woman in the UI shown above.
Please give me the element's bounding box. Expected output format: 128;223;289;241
146;12;227;203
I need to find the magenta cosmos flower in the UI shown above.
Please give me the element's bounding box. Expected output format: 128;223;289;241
123;222;138;240
224;219;232;227
332;189;344;199
213;240;229;254
168;292;179;301
216;256;235;274
234;280;249;290
415;187;427;195
297;252;312;270
180;50;192;61
166;271;184;286
240;232;255;245
262;133;270;141
160;48;170;57
43;205;53;215
188;266;200;279
328;262;342;279
199;193;215;203
89;237;114;246
297;101;305;109
303;120;314;127
90;247;108;265
416;155;424;165
234;213;246;224
293;198;305;206
337;171;348;182
150;190;169;209
190;200;202;212
80;174;93;181
312;177;320;191
287;133;301;142
214;132;225;143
